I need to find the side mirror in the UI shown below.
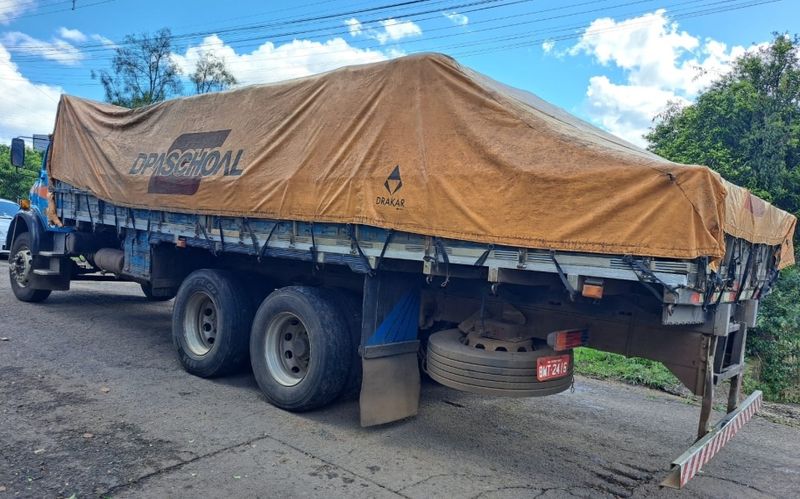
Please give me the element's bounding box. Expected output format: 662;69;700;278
10;137;25;168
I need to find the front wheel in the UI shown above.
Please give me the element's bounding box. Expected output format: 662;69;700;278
8;232;51;303
250;286;353;412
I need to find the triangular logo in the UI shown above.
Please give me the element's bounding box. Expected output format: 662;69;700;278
384;165;402;195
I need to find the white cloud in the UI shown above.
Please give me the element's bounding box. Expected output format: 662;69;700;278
541;40;555;53
2;28;116;66
2;31;84;65
0;43;61;143
374;19;422;44
345;18;362;37
564;9;759;146
346;17;422;45
443;11;469;26
585;76;688;146
89;33;116;48
173;34;392;86
58;27;87;43
0;0;36;25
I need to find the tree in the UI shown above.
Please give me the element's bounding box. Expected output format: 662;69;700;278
647;33;800;218
646;33;800;402
0;144;43;201
92;28;182;108
191;51;237;94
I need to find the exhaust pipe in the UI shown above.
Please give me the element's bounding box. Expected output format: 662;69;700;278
93;248;125;274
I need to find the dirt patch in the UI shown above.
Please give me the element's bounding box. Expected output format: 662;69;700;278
0;366;186;498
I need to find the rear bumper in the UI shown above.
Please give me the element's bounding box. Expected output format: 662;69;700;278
662;390;763;488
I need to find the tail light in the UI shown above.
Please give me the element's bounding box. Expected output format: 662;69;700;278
581;277;604;299
547;328;589;351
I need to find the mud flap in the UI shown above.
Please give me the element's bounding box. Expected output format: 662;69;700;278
359;272;422;427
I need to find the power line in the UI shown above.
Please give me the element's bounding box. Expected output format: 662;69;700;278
1;0;784;86
452;0;783;57
7;0;649;64
0;0;116;22
7;0;440;55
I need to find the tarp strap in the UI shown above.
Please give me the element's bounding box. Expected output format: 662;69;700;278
757;248;781;298
258;221;281;262
703;271;722;312
473;244;495;267
639;274;669;302
146;211;152;241
243;218;259;256
310;222;318;271
217;217;226;252
85;193;94;229
348;224;374;276
58;189;64;221
375;229;395;273
700;255;728;311
128;208;137;243
624;255;679;297
551;251;577;301
196;218;216;256
712;280;727;309
434;238;450;288
734;243;755;302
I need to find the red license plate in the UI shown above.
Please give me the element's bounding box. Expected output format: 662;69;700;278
536;354;571;381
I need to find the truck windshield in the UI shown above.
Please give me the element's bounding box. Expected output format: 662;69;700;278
0;199;19;216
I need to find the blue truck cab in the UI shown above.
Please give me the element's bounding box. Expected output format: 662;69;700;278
6;139;73;299
6;141;72;242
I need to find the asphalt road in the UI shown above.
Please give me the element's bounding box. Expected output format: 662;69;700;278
1;261;798;499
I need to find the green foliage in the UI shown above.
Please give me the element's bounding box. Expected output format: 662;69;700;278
0;144;42;201
647;33;800;402
574;348;682;392
92;28;182;108
748;266;800;403
191;51;237;94
647;34;800;216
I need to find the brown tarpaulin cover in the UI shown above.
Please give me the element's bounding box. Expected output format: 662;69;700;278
49;53;796;267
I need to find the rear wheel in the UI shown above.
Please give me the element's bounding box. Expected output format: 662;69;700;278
8;233;51;303
250;286;352;412
172;269;254;377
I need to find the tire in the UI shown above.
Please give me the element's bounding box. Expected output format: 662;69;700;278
249;286;353;412
426;329;573;397
141;282;175;301
330;290;363;399
172;269;254;378
8;232;51;303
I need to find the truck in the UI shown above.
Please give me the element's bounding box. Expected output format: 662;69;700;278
5;53;796;488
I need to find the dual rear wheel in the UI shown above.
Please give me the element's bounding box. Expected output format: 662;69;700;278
172;269;356;411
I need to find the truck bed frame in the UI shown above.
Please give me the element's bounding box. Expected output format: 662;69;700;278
5;178;777;489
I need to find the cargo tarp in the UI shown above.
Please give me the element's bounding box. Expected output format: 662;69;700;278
49;53;796;267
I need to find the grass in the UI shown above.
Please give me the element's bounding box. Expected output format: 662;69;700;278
573;347;683;393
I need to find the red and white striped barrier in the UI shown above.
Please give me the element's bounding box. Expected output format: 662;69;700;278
662;391;763;489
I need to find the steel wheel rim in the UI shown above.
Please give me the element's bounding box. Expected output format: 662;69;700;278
10;247;32;288
183;292;218;356
264;312;310;387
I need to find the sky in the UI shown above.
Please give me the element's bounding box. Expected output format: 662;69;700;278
0;0;796;147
